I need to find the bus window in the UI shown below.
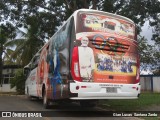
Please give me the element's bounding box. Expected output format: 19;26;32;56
23;67;30;78
31;54;40;70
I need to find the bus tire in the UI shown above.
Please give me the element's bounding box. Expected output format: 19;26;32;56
43;88;50;109
27;87;33;100
80;100;98;108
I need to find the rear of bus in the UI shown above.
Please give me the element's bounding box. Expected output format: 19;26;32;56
70;9;140;100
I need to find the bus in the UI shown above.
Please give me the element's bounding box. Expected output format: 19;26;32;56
24;9;140;109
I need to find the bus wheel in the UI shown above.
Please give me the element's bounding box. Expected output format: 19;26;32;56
27;88;32;100
80;100;98;108
43;88;50;109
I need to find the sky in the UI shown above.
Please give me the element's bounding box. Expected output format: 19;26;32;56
141;21;154;45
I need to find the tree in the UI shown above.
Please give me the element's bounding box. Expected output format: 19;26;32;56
151;13;160;72
10;69;25;94
10;25;44;66
138;36;155;71
0;23;16;86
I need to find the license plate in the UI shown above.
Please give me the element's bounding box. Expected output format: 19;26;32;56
106;87;117;93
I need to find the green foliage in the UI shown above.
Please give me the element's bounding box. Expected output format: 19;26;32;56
10;69;25;94
11;25;44;66
153;69;160;75
100;93;160;111
0;23;17;85
138;37;155;63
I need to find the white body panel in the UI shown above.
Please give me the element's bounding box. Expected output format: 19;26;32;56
25;68;37;97
70;81;140;99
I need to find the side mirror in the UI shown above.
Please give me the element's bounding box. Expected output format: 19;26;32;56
23;67;30;78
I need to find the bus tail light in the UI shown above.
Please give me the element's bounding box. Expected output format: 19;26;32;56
71;47;82;82
132;86;139;91
74;62;80;77
135;58;140;84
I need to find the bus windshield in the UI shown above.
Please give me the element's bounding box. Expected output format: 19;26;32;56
77;13;135;39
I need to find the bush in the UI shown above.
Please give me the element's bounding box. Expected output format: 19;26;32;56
10;69;25;94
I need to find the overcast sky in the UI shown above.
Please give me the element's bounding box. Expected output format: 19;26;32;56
141;21;154;45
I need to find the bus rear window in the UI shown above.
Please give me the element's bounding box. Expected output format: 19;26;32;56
77;13;135;40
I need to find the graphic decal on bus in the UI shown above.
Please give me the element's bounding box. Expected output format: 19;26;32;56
48;50;63;98
76;34;137;83
78;13;135;39
78;36;95;81
47;19;72;98
73;13;138;84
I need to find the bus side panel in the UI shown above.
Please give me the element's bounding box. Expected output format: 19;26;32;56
25;68;38;97
43;18;74;100
36;44;50;98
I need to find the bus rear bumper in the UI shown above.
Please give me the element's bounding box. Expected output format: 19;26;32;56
69;82;141;100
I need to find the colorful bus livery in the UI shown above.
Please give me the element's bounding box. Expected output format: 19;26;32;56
80;13;135;38
75;34;139;84
24;9;140;108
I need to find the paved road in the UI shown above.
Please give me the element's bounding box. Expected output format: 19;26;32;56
0;95;143;120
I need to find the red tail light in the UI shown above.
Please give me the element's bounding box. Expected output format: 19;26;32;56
135;57;140;83
71;47;82;82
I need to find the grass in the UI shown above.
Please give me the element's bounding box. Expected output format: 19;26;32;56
99;92;160;111
99;92;160;119
143;117;160;120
